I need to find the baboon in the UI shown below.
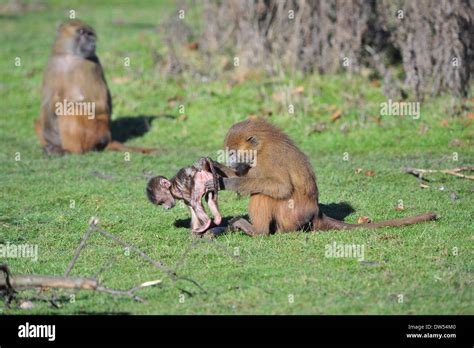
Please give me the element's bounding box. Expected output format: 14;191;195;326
208;119;437;236
147;157;222;234
35;20;154;155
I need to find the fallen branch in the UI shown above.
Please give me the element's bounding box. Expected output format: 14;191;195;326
0;273;161;303
0;264;16;305
402;166;474;180
0;275;98;291
96;280;162;302
2;216;244;308
92;224;207;294
64;218;97;277
93;225;174;276
62;218;206;295
98;279;162;294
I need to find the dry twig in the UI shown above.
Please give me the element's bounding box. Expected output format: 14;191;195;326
403;166;474;180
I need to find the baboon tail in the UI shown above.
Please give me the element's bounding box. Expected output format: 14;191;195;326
314;213;438;231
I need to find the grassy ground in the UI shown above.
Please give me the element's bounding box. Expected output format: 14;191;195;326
1;0;473;314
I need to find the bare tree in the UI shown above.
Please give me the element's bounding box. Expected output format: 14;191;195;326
195;0;473;97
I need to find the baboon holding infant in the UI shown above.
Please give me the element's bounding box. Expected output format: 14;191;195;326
208;119;437;236
147;119;436;236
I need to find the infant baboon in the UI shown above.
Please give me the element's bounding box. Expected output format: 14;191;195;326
147;157;222;234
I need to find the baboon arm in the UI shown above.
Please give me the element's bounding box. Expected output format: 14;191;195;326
210;160;238;178
223;177;293;199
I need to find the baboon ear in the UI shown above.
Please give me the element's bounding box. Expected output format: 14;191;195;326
246;135;258;146
159;177;172;189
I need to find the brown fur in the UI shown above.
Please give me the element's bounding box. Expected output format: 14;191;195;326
220;119;437;235
35;20;154;155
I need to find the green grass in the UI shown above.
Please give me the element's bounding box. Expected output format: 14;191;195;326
0;0;473;315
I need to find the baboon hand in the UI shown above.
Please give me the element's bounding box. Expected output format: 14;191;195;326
220;177;239;191
205;177;233;191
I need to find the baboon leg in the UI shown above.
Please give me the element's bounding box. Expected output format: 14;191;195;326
43;144;68;156
228;217;269;237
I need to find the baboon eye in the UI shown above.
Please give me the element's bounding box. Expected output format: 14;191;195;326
246;136;258;145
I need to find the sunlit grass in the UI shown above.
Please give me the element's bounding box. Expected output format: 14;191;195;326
0;0;472;314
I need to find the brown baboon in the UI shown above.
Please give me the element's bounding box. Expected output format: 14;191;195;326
209;119;437;236
35;20;154;155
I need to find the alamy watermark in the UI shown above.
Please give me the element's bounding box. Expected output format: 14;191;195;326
55;99;95;119
0;243;38;261
18;322;55;341
325;242;365;261
216;147;258;167
380;99;420;120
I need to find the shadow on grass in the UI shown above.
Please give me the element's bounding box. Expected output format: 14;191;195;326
174;215;248;230
320;202;355;221
174;203;356;235
111;114;175;143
